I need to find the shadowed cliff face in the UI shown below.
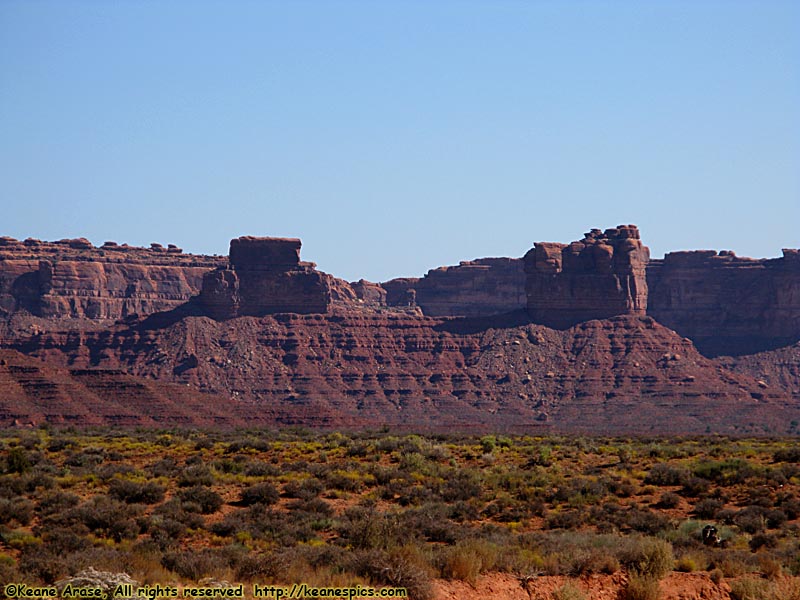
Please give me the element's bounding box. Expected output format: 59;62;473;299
199;237;333;319
647;249;800;357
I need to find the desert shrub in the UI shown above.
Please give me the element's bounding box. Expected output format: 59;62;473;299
399;504;463;544
0;555;23;596
552;582;588;600
214;504;316;546
656;493;680;509
439;539;498;585
620;507;671;535
773;447;800;463
709;568;723;584
96;462;136;481
619;537;673;580
0;497;34;526
108;478;165;504
161;550;217;581
64;450;104;468
145;514;188;549
340;507;404;550
177;463;215;487
235;551;290;581
146;457;180;478
730;575;772;600
644;463;687;486
240;482;279;506
5;447;31;474
735;506;768;534
17;548;67;584
441;470;482;502
350;546;434;600
764;509;787;529
153;498;205;529
546;510;585;530
243;460;280;477
693;498;723;519
46;438;73;453
289;496;334;517
568;547;620;576
778;496;800;520
177;485;223;514
621;575;661;600
71;496;140;542
749;533;778;551
680;476;710;498
283;477;323;500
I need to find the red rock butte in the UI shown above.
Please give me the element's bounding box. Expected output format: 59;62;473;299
0;226;798;432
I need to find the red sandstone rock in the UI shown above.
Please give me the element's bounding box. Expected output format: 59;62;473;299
0;349;251;427
1;229;799;431
6;312;797;433
351;279;387;306
0;239;225;322
648;249;800;356
199;237;331;318
524;225;649;329
407;258;526;317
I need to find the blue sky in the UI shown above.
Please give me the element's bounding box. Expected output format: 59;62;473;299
1;1;797;282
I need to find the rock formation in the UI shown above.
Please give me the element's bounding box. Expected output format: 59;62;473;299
0;236;223;322
524;225;649;328
199;237;333;319
5;313;797;433
1;227;799;432
384;258;526;317
647;249;800;356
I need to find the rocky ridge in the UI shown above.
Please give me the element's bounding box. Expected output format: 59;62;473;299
0;228;798;432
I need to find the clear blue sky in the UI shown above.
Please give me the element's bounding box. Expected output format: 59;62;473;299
1;1;798;282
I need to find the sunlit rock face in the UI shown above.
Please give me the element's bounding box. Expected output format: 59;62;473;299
524;225;649;329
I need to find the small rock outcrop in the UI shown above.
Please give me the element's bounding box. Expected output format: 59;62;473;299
199;237;332;319
524;225;649;328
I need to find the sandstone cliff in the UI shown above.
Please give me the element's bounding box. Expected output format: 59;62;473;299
0;236;224;322
1;227;799;432
383;258;526;317
647;249;800;356
524;225;649;328
199;237;334;319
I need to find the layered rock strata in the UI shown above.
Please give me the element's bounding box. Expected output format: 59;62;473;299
5;313;797;433
647;249;800;356
384;258;526;317
0;236;224;322
524;225;649;328
199;237;333;319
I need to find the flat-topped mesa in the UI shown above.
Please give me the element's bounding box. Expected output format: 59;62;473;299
229;236;302;270
200;236;331;319
524;225;650;328
647;247;800;356
0;236;224;321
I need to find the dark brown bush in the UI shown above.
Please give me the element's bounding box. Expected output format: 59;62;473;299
239;482;280;506
177;464;215;487
108;478;165;504
177;485;223;514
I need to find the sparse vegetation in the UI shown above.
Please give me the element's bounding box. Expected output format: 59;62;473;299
0;429;799;598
